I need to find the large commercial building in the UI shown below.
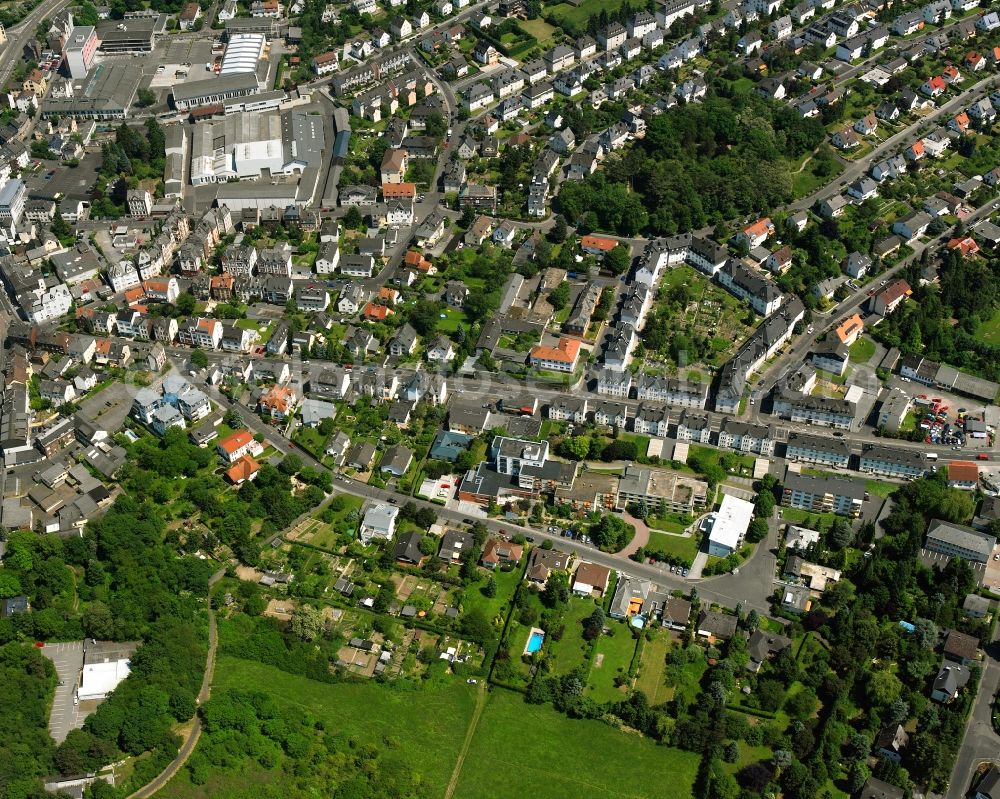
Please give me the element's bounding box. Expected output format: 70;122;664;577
189;110;324;190
41;62;138;119
925;519;996;563
707;494;755;558
172;71;261;111
219;33;265;75
96;15;166;53
64;26;98;78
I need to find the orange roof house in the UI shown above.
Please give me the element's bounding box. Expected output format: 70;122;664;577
216;429;262;463
947;237;979;257
834;313;864;346
403;250;433;272
382;182;417;199
942;65;961;83
965;51;985;70
529;337;582;371
363;302;394;321
225;455;261;484
124;286;146;306
738;217;776;247
580;234;618;254
211;273;234;291
481;538;524;569
950;111;970;132
259;385;298;418
378;286;400;304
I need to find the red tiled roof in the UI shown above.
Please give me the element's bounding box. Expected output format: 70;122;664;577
218;429;254;455
948;460;979;482
226;455;260;483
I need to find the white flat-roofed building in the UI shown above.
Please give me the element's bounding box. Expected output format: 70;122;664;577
78;658;131;701
219;33;265;75
707;494;754;557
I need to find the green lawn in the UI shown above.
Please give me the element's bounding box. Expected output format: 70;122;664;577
292;425;329;459
977;307;1000;347
545;595;600;675
437;306;467;334
645;530;699;563
452;688;700;799
455;565;522;625
848;336;876;364
307;495;363;548
159;657;479;799
689;445;755;475
664;648;708;707
586;625;638;703
779;505;839;532
634;633;671;704
519;16;556;45
546;0;629;27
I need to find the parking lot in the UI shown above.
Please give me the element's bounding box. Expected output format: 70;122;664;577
41;641;84;744
77;381;135;434
920;548;988;587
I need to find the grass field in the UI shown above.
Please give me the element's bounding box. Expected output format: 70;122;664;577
977;307;1000;347
848;336;876;364
780;505;840;532
665;648;708;708
455;565;522;624
546;595;599;675
159;657;479;799
546;0;628;26
587;626;638;703
791;153;844;199
437;306;467;333
452;688;700;799
634;634;671;704
645;530;699;563
307;495;363;548
518;16;557;46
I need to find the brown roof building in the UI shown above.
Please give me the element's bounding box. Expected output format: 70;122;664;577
943;628;979;664
481;538;523;569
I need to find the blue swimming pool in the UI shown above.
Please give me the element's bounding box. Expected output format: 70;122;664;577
526;630;545;654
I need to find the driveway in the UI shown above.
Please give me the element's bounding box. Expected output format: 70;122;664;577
42;641;84;744
617;511;650;557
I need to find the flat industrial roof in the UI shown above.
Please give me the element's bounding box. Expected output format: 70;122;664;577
173;71;260;102
709;493;755;550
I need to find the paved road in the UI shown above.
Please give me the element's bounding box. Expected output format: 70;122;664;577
0;0;74;84
127;569;223;799
946;622;1000;799
189;360;777;613
789;73;1000;213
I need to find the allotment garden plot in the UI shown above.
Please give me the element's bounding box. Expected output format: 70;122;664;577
641;266;757;375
